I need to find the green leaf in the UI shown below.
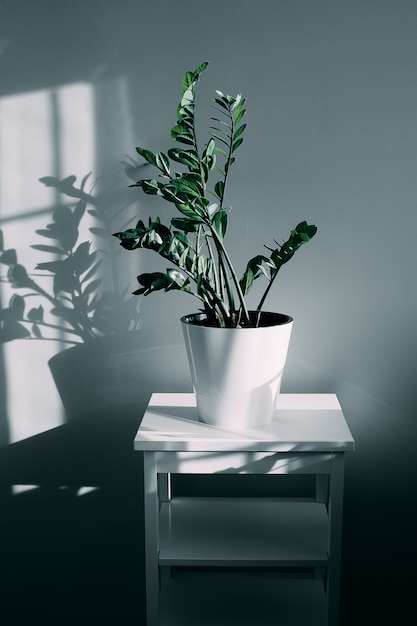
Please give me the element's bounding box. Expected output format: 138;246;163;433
136;147;157;166
212;209;228;240
171;217;202;232
198;255;208;275
214;146;228;158
233;123;247;141
209;131;229;147
133;270;190;296
176;203;203;219
203;138;216;158
214;97;229;110
166;268;190;290
173;231;193;249
207;203;219;218
193;61;209;78
231;137;244;154
240;267;254;296
234;107;246;125
168;148;200;170
156;152;170;176
179;246;191;269
214;181;224;200
139;179;164;195
181;71;195;98
170;125;194;145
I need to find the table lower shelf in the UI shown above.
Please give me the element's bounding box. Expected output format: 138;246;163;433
159;497;329;566
160;570;327;626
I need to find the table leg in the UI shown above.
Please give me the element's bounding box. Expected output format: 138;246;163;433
316;474;329;503
158;472;172;502
326;453;345;626
143;451;160;626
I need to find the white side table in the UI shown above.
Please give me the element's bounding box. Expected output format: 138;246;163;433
135;393;354;626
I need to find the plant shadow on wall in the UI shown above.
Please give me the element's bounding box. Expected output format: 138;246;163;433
0;172;139;345
0;171;190;424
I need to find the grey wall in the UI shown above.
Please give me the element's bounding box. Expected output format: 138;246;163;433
1;1;416;623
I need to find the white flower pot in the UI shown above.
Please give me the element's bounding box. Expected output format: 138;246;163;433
181;312;293;429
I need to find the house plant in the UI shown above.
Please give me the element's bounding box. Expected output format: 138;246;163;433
113;62;317;428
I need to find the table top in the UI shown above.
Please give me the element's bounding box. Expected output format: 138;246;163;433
134;393;355;453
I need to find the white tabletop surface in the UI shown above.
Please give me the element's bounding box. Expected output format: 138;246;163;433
134;393;354;452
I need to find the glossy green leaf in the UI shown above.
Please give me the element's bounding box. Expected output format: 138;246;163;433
209;131;229;147
231;137;244;154
214;97;229;110
212;209;228;240
233;123;247;141
156;152;170;177
170;125;194;145
139;179;164;195
173;231;193;249
171;217;202;232
214;181;224;200
240;267;254;296
214;146;228;158
136;146;157;166
168;148;199;169
207;203;219;218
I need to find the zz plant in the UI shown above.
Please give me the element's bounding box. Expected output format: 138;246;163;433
113;62;317;328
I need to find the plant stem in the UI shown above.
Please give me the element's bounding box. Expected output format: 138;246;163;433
256;268;280;313
210;228;250;325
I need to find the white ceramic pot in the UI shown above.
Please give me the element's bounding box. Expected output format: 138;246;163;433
181;311;293;429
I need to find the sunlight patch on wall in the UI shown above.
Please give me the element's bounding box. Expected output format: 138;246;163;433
0;83;95;444
0;89;54;216
57;83;95;180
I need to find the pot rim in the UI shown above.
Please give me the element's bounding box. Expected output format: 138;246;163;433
181;311;293;329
